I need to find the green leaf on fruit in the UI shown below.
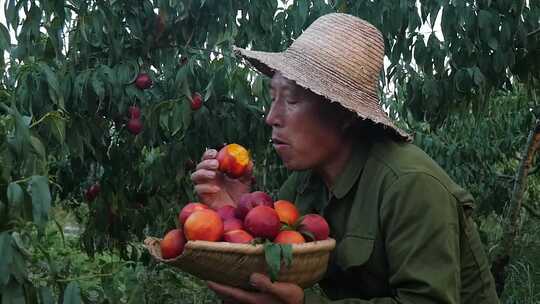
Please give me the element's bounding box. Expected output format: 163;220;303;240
300;231;315;242
281;244;293;268
263;242;295;282
263;242;281;282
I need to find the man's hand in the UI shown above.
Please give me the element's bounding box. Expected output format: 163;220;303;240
191;149;253;208
207;273;304;304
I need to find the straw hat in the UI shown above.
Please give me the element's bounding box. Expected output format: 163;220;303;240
233;13;410;141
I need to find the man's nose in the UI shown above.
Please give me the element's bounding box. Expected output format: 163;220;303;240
265;102;280;127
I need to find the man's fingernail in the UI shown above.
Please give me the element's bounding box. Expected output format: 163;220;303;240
210;160;219;168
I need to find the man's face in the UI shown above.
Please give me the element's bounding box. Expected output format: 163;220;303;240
265;73;345;171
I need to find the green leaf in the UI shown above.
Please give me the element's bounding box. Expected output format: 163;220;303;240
264;242;281;282
478;10;492;29
9;247;26;283
171;100;184;136
472;67;486;86
49;113;66;144
38;62;64;109
1;279;25;304
181;98;192;131
91;70;105;102
297;0;308;25
63;282;82;304
29;136;46;159
29;175;51;230
281;244;293;268
7;183;23;207
0;23;11;50
0;232;13;286
5;0;18;30
39;287;55;304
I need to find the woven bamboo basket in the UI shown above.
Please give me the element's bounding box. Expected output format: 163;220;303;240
144;237;336;289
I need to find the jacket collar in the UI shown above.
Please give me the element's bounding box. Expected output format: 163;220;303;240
330;139;370;199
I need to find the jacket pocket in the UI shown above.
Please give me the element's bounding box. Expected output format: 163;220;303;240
336;234;375;271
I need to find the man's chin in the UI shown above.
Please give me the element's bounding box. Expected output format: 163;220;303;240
282;160;308;171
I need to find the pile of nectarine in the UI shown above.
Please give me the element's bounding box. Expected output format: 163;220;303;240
160;195;330;259
159;143;330;260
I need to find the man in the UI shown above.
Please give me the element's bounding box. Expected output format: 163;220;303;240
192;13;499;303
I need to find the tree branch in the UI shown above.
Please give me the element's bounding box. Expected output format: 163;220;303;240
528;27;540;37
491;119;540;295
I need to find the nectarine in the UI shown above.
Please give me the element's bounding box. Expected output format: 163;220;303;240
244;206;281;239
184;209;223;241
217;205;237;221
235;191;273;220
223;218;244;233
216;143;250;178
178;202;209;226
160;228;186;259
274;200;300;226
223;229;254;244
274;230;305;244
299;214;330;241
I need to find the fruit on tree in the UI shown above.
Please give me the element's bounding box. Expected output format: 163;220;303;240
184;209;223;241
135;73;152;89
223;229;253;244
235;191;273;220
178;202;209;226
274;200;300;225
127;117;143;135
85;183;101;202
274;230;306;244
216;143;250;178
191;92;203;110
299;214;330;241
243;206;281;240
161;228;186;259
128;105;141;119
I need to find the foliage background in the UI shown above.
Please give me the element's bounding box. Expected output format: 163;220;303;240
0;0;539;303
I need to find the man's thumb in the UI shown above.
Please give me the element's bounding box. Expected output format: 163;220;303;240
249;273;303;304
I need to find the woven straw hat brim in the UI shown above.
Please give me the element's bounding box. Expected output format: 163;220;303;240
232;13;411;141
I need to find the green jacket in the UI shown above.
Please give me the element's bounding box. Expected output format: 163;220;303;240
278;139;499;304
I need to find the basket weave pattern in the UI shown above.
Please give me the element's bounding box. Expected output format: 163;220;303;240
144;237;336;289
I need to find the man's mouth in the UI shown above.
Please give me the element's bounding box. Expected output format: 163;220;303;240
271;138;287;145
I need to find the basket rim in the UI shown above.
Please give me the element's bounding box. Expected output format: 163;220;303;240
144;236;336;262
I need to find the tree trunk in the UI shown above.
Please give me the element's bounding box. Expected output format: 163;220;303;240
491;119;540;295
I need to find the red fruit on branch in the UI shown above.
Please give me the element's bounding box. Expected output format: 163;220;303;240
135;73;152;90
127;118;143;135
191;92;203;110
129;106;141;119
85;183;101;202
